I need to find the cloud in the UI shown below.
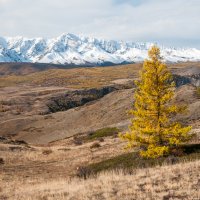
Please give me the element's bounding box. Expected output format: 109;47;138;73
0;0;200;48
0;0;10;4
113;0;149;6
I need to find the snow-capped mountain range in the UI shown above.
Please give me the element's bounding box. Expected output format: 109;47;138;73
0;33;200;65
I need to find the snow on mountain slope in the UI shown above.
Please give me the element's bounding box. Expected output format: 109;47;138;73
0;33;200;65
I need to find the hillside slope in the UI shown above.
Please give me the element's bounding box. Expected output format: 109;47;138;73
0;63;199;144
0;84;199;144
12;160;199;200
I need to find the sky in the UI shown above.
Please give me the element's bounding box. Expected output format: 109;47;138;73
0;0;200;48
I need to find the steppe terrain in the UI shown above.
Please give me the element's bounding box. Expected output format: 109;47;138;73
0;62;200;199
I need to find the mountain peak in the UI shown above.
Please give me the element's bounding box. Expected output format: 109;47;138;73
0;33;200;65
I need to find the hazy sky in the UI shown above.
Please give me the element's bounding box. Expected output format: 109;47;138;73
0;0;200;48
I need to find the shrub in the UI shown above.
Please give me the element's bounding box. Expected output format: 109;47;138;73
42;149;53;155
15;106;23;114
90;142;101;149
73;127;120;144
76;166;91;179
73;137;83;145
197;87;200;98
87;127;120;141
0;104;8;112
98;138;104;142
0;158;4;165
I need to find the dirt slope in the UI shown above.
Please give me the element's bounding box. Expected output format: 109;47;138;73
0;88;133;144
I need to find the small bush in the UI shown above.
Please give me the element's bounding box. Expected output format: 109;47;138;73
42;149;53;155
15;106;24;114
86;127;120;141
0;104;8;112
74;127;120;144
98;138;104;142
73;137;83;145
90;142;101;149
58;148;71;151
9;146;23;152
165;156;179;165
170;147;184;157
14;140;28;145
76;166;91;179
0;158;4;165
197;87;200;98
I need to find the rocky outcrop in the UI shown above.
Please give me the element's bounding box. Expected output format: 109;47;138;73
46;86;118;113
173;74;200;87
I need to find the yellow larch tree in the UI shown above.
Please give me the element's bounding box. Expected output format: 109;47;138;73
120;46;192;158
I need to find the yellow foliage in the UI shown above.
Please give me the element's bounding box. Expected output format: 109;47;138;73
120;46;192;158
140;145;169;159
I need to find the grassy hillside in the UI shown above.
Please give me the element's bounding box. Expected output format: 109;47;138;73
1;159;199;200
0;61;199;88
0;64;141;88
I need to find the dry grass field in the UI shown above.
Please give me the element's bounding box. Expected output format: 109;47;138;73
0;64;140;88
16;160;200;200
1;131;200;200
1;157;200;199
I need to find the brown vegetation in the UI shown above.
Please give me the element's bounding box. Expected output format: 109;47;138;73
1;159;199;200
0;62;199;88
